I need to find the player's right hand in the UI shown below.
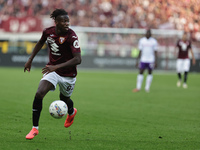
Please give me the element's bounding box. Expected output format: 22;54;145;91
24;59;32;72
42;65;58;74
135;62;139;68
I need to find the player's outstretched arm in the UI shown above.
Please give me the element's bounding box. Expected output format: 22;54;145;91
24;40;45;72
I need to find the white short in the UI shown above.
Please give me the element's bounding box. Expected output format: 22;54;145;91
41;72;76;97
176;58;190;73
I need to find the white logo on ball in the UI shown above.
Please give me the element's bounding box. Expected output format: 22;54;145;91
73;40;80;48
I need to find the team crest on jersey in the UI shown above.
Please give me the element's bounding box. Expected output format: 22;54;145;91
59;37;66;44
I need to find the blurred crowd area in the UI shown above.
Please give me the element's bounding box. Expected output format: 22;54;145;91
0;0;200;58
0;0;199;32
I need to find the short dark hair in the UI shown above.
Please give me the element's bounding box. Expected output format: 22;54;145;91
50;9;68;20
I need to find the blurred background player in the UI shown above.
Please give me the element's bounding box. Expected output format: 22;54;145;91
175;32;196;88
133;29;158;93
24;9;81;140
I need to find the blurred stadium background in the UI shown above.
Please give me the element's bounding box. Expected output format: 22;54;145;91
0;0;199;72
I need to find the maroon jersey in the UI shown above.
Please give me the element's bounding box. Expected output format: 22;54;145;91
176;39;191;59
39;26;81;77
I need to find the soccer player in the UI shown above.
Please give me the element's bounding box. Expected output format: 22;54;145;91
175;32;196;88
24;9;81;140
133;29;158;93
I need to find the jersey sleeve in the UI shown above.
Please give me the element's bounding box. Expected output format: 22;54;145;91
176;40;180;47
39;28;48;43
153;39;158;51
68;32;81;53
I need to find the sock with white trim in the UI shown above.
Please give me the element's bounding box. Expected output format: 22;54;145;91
136;74;144;90
32;97;43;127
33;126;39;130
145;74;153;91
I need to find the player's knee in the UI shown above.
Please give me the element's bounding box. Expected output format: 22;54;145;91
35;90;46;99
60;93;70;102
33;97;43;110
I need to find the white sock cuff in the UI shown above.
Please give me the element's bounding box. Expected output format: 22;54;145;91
33;126;39;130
147;74;153;79
138;74;143;79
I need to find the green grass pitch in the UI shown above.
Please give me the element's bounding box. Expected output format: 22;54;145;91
0;67;199;150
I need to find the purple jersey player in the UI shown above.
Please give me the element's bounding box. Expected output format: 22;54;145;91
133;29;158;93
24;9;81;140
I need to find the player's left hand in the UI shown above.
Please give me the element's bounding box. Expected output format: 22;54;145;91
42;65;58;74
154;62;157;69
192;59;196;65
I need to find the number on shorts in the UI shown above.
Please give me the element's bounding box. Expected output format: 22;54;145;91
66;85;74;91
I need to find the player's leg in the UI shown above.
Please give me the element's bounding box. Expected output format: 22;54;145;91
60;93;77;128
133;63;145;92
183;71;188;88
33;80;54;127
176;59;182;87
60;93;74;116
58;76;77;128
177;73;182;80
26;80;54;139
183;59;190;88
145;63;154;92
26;73;57;139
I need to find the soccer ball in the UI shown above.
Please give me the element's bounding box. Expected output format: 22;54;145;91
49;100;68;119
